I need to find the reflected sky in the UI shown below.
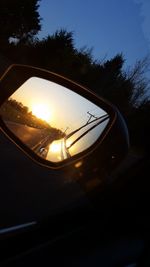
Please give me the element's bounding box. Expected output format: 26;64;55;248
11;77;107;134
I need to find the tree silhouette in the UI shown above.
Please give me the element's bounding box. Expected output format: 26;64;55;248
0;0;41;45
126;57;150;107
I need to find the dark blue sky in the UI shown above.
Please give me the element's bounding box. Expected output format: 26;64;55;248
38;0;150;68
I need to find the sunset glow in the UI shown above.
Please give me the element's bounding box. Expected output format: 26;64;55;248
32;103;51;123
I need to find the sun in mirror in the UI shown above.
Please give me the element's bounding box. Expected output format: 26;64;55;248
32;103;52;122
0;77;110;162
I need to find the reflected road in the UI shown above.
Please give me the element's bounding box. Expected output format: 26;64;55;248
5;121;57;159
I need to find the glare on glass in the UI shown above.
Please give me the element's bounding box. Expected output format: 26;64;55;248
0;77;109;162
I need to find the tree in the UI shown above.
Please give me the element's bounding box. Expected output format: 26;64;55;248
126;56;150;107
0;0;41;44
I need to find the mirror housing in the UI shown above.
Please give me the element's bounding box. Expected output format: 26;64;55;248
0;64;129;169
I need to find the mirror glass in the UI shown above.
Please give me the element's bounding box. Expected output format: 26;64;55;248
0;77;109;162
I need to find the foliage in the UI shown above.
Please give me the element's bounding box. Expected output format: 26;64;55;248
126;57;150;107
0;0;41;44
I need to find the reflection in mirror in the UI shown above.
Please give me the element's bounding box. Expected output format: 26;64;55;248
0;77;110;162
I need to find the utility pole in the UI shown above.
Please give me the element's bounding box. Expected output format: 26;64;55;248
86;111;98;124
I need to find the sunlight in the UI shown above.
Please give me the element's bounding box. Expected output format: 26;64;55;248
66;139;72;148
47;139;63;162
50;140;62;153
32;103;51;123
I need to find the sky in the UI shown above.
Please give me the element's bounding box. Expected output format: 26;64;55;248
38;0;150;69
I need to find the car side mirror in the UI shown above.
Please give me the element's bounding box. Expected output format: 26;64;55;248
0;64;129;169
